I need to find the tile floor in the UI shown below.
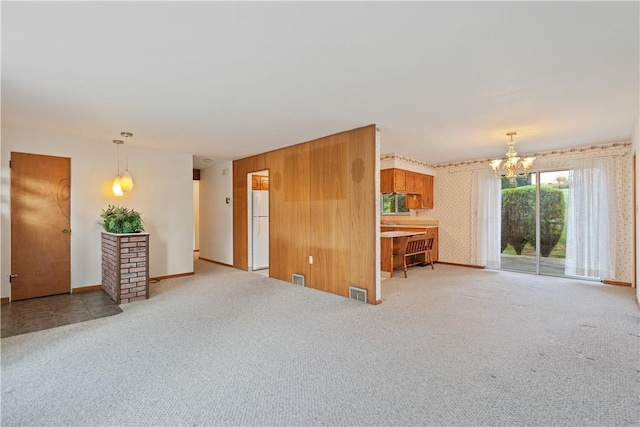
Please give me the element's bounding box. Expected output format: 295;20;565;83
1;290;122;338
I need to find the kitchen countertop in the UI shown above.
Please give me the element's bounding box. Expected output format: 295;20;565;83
381;224;438;229
381;218;438;226
380;218;439;229
380;230;427;238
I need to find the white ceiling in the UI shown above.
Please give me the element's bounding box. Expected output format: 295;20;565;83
2;1;638;169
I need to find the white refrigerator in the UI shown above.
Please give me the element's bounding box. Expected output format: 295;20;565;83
252;190;269;270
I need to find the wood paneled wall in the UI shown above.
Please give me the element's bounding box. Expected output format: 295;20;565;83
266;143;311;281
232;125;378;303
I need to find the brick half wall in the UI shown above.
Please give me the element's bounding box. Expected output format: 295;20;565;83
101;232;150;304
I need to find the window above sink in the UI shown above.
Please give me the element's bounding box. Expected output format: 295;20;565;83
381;193;409;214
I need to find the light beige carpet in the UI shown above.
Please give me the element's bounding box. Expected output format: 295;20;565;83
1;261;638;426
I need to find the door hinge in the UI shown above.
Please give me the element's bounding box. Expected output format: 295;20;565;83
9;160;12;168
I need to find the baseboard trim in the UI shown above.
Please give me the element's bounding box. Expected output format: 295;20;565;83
603;280;632;287
436;261;485;269
199;257;233;267
375;299;383;305
1;297;10;305
72;284;102;293
150;272;194;281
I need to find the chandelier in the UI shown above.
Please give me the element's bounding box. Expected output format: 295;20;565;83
490;132;535;181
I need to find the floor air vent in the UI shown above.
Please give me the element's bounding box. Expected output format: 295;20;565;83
292;274;305;286
349;286;367;303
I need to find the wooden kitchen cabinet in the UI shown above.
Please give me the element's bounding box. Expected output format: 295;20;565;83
380;168;434;208
422;174;434;209
403;170;422;193
411;172;426;194
394;169;406;191
380;169;394;193
259;176;269;190
251;174;269;190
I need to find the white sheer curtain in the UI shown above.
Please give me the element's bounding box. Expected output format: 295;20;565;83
565;157;616;279
471;168;501;268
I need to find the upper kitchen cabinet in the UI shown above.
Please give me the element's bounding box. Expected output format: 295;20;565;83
381;169;394;193
394;169;406;191
406;171;423;193
259;176;269;190
380;168;434;209
422;174;434;209
251;174;269;191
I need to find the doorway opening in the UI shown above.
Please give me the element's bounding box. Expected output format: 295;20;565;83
247;170;269;274
500;170;569;277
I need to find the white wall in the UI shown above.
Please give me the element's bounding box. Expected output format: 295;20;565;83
632;115;640;299
199;161;233;265
193;181;200;251
0;127;194;298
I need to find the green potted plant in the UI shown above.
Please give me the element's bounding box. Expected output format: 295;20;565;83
100;205;149;304
100;204;144;234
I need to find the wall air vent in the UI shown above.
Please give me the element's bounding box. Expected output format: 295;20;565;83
349;286;367;303
292;274;305;286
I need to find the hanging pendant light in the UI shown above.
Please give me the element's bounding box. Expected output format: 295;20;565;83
112;139;124;196
119;132;134;193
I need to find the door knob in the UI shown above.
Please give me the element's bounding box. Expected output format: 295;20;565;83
62;229;71;234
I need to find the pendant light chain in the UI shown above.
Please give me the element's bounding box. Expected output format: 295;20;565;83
119;132;134;193
112;139;125;197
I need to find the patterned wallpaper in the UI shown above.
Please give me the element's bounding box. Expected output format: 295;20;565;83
382;141;634;282
613;154;634;283
380;153;437;175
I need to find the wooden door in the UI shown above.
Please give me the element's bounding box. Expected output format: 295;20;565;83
11;152;71;300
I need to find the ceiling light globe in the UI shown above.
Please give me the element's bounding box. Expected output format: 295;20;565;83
112;176;123;197
120;171;134;193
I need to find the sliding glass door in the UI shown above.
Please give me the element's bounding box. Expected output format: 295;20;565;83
500;171;569;277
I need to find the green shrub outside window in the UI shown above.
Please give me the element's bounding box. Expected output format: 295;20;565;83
381;193;409;214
